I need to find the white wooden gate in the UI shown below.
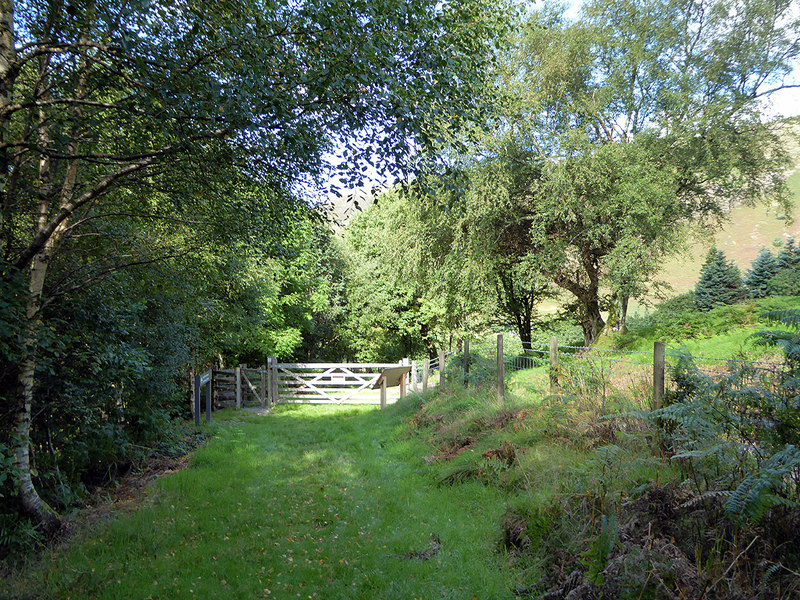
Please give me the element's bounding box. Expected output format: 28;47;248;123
275;362;405;404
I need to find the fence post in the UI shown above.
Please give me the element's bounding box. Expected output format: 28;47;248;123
267;356;275;406
463;339;470;387
496;333;505;402
653;341;665;410
411;360;418;392
439;349;446;392
380;377;387;409
193;372;200;426
402;357;410;387
212;365;219;409
235;365;242;409
423;358;429;392
268;357;278;405
549;336;559;396
205;373;212;423
260;364;267;408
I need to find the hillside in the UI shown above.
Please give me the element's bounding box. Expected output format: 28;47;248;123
649;118;800;300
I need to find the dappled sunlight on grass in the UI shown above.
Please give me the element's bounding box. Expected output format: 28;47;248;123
9;402;514;599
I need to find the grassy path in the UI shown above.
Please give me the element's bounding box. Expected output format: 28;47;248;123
13;400;514;599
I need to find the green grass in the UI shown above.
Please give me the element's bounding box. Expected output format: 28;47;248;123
8;402;515;599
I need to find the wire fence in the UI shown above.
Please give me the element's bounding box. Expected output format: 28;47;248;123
408;334;787;410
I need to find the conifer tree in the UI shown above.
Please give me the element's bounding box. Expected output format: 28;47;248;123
694;248;747;310
775;237;800;269
745;248;778;299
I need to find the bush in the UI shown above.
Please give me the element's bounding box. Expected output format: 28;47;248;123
654;309;800;523
767;264;800;296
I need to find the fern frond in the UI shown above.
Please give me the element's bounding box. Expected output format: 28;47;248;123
759;309;800;330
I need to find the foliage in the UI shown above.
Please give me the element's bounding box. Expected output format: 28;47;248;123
767;239;800;296
655;309;800;524
340;185;493;360
617;295;799;350
775;237;800;269
767;264;800;296
453;0;796;345
693;247;747;310
1;0;512;535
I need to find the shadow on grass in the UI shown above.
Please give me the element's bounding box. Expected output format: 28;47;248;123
8;395;515;600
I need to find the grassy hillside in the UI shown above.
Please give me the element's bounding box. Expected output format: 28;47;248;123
657;177;800;295
655;119;800;297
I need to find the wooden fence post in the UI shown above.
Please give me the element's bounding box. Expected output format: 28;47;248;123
212;365;219;409
235;365;242;409
260;364;267;408
496;333;505;402
653;341;665;410
423;358;429;393
268;357;278;405
549;336;559;396
463;339;470;387
380;377;387;409
439;349;446;392
411;360;418;392
205;373;212;423
192;372;200;426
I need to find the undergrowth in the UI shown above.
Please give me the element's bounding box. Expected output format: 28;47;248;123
407;309;800;599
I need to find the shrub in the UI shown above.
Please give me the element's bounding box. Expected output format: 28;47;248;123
767;264;800;296
655;309;800;523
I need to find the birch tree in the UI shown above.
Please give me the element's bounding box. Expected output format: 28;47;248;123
0;0;507;533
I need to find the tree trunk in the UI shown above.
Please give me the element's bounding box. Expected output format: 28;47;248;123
0;0;17;209
581;297;605;347
517;314;533;352
619;293;629;333
13;251;61;534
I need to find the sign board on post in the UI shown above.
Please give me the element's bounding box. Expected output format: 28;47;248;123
372;366;412;409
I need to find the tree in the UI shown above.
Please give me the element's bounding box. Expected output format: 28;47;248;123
694;247;747;310
340;184;488;360
745;248;779;298
0;0;509;533
775;237;800;269
461;0;797;345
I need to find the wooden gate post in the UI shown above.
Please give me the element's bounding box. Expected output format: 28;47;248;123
464;339;470;387
205;374;212;423
411;361;418;392
193;372;200;426
439;349;446;392
653;341;665;410
212;365;219;409
549;336;559;396
423;358;429;392
268;357;278;405
496;333;505;402
380;377;387;409
235;365;242;409
260;364;267;408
